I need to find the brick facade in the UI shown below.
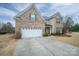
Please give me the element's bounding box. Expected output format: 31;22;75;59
15;5;45;38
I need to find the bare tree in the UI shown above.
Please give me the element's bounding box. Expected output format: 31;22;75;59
63;16;74;33
6;22;15;33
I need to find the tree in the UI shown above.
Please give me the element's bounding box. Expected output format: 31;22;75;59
6;22;15;33
71;24;79;32
63;16;74;33
0;22;15;34
0;23;7;34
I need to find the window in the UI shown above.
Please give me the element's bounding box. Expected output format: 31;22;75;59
30;14;36;21
56;17;61;23
56;20;60;23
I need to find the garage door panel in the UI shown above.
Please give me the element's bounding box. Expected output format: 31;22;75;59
21;28;42;38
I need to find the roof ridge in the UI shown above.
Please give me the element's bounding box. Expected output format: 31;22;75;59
15;4;35;18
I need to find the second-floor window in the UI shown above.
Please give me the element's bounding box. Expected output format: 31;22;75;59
56;20;60;23
30;14;36;21
56;17;61;23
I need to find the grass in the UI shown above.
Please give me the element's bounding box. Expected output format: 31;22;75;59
0;32;79;55
0;34;18;56
50;32;79;47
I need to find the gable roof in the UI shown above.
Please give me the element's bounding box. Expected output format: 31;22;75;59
14;4;45;22
48;12;63;20
14;4;33;18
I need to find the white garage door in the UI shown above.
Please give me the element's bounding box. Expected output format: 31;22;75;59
21;28;42;38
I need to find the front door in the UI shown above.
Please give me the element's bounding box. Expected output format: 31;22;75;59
45;27;51;34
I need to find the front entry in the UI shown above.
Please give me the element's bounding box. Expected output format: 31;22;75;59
45;27;50;34
45;24;52;35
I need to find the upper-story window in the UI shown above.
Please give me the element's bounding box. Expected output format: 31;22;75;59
30;14;36;21
56;18;60;23
56;20;60;23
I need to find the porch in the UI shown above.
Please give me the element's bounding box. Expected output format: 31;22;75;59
45;24;52;35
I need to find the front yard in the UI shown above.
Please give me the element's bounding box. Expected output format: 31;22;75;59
0;34;18;56
0;32;79;55
50;32;79;47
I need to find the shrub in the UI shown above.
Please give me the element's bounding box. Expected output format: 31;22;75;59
43;32;49;36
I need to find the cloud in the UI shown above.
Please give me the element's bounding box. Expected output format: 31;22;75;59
36;4;56;16
51;3;73;8
55;4;79;15
11;3;30;11
0;3;79;25
0;7;17;17
0;6;16;27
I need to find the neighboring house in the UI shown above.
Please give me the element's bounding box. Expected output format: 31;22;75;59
15;4;63;38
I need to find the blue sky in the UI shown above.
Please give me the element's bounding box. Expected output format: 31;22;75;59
0;3;79;27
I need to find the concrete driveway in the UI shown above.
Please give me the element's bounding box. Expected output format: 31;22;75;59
14;37;79;56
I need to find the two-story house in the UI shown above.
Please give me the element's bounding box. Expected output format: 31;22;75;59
15;4;63;38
